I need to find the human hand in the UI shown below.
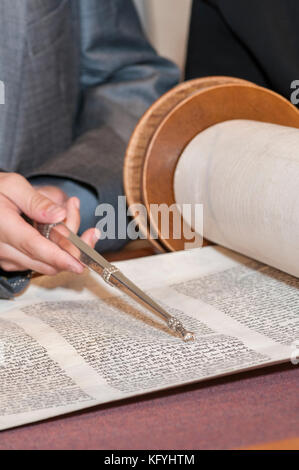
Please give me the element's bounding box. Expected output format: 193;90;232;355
0;173;98;275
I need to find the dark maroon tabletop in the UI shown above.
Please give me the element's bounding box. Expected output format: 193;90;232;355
0;363;298;450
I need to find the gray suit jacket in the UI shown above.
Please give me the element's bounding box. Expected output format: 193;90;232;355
0;0;179;298
0;0;179;199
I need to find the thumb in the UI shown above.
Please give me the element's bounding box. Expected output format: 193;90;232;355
0;173;66;223
26;191;67;223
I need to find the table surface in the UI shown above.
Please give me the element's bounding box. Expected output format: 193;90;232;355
0;362;298;450
1;244;298;450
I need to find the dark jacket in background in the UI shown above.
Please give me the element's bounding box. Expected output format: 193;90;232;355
186;0;299;101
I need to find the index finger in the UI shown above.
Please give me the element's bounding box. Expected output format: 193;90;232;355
1;208;84;274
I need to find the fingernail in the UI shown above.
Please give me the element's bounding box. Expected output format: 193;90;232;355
47;204;65;217
94;228;101;241
74;198;80;210
90;230;100;248
69;262;84;274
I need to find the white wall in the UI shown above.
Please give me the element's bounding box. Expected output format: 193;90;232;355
134;0;192;71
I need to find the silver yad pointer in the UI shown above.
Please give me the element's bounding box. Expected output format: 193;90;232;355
35;222;195;342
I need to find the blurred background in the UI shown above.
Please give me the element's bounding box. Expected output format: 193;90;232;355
133;0;192;71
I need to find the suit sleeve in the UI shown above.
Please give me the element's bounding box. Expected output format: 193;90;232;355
35;0;180;208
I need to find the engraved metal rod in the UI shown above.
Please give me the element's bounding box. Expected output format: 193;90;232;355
35;222;195;342
112;271;195;342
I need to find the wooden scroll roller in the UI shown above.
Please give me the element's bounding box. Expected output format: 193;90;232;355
124;77;299;278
